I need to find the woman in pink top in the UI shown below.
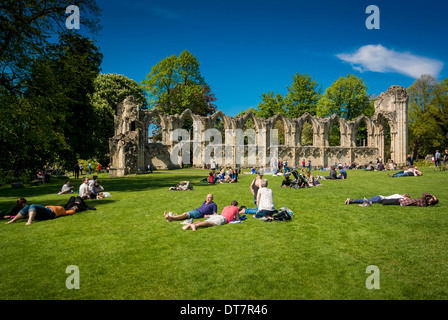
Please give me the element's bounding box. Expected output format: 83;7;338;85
182;201;244;231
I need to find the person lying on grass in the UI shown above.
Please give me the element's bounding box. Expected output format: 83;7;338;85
377;193;438;207
182;200;245;231
164;193;217;222
64;196;96;212
345;194;410;206
5;204;78;225
387;165;422;177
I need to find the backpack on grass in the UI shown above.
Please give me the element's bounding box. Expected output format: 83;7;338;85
273;209;292;222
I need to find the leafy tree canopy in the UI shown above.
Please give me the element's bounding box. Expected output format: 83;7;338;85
316;74;372;120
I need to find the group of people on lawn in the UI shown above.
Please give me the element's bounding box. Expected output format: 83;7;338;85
3;157;440;228
207;168;239;184
164;171;279;231
2;175;103;226
59;175;105;199
164;161;440;231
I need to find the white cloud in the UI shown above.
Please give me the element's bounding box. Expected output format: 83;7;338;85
336;45;444;78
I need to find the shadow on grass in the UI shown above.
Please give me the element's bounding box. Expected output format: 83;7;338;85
0;171;212;207
0;177;76;200
103;172;210;193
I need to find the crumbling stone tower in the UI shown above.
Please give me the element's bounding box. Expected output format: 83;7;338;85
371;85;409;164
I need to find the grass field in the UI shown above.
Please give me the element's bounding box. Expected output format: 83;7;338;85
1;167;447;300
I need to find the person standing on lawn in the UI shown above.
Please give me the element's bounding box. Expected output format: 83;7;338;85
435;150;441;168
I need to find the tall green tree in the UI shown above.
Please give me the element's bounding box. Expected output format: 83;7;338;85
256;91;286;118
0;0;101;95
1;32;103;176
408;74;446;158
0;0;102;178
434;78;448;148
142;50;217;138
46;32;103;161
316;74;372;120
142;50;214;115
285;73;322;117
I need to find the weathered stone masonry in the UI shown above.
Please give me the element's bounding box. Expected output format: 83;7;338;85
109;85;408;177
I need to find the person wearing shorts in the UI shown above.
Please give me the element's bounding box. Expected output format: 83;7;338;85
182;200;244;231
164;194;217;222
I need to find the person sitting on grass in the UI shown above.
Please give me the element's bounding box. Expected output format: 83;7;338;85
227;169;238;183
365;161;375;171
58;180;74;195
169;181;193;191
337;166;347;179
376;161;385;171
378;193;438;207
245;179;276;219
323;166;338;179
89;181;104;199
386;160;396;170
88;175;98;187
0;198;27;220
164;193;218;222
5;204;78;225
79;177;92;200
182;200;245;231
345;194;410;206
216;168;227;183
306;170;319;186
281;174;291;188
207;170;216;184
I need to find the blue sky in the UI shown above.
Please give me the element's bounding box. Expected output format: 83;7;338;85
93;0;448;116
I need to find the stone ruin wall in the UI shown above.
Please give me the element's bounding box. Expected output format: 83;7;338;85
109;85;408;176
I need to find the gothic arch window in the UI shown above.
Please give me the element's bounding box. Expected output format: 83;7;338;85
329;119;341;147
300;118;314;146
356;118;369;147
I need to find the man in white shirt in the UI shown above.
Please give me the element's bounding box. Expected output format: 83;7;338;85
79;177;91;199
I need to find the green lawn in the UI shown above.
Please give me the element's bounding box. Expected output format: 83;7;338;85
1;167;447;300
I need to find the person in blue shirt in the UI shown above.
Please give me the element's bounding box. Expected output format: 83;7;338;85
228;169;238;183
216;168;226;183
338;166;347;179
164;194;218;222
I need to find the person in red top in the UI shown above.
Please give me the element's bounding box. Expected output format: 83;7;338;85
182;200;244;231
